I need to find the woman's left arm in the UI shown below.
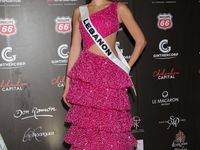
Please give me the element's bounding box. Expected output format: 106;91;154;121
117;2;147;68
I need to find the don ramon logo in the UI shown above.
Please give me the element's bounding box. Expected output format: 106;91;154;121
13;106;57;120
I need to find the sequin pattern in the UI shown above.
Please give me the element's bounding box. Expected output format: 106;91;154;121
64;2;137;149
79;2;119;51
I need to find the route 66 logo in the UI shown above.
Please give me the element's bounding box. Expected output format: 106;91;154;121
54;16;72;34
0;18;17;36
157;13;173;30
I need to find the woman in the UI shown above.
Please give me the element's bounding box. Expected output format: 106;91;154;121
62;0;146;149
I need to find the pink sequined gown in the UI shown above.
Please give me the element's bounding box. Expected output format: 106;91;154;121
64;2;137;149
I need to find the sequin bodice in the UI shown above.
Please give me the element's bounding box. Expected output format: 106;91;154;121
79;2;119;50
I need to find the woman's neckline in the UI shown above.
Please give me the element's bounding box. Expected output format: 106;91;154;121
87;1;115;16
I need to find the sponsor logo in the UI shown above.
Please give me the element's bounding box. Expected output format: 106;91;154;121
0;18;17;36
153;39;178;59
51;44;69;65
51;75;65;87
159;116;186;129
153;68;180;80
47;0;77;6
131;116;145;133
0;0;21;7
115;41;131;60
0;79;28;92
22;126;54;142
157;13;173;30
172;130;188;149
13;106;57;120
0;47;26;69
152;0;176;4
0;0;21;2
152;91;179;106
134;139;144;150
0;134;8;150
1;47;16;62
54;16;72;34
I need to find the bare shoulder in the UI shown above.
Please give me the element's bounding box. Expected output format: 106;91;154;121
117;2;129;12
73;6;80;16
117;2;132;23
73;6;81;22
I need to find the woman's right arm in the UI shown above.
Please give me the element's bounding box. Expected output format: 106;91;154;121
62;7;82;107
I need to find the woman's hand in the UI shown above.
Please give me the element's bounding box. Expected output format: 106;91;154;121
62;83;71;107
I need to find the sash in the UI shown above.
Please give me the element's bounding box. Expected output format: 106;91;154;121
79;5;137;96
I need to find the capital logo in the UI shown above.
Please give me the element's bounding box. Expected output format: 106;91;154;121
51;75;65;87
153;68;180;80
157;13;173;30
172;130;188;149
159;116;186;129
0;79;28;92
131;116;144;133
1;47;16;62
54;16;71;34
0;18;17;36
152;91;179;106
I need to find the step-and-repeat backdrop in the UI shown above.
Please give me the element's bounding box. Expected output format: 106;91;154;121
0;0;199;150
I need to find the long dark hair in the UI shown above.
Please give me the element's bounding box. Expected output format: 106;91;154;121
86;0;113;4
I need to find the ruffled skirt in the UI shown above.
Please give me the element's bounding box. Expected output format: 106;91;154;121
64;50;137;150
